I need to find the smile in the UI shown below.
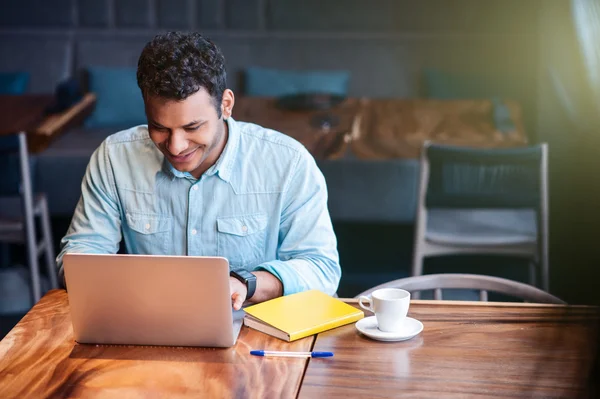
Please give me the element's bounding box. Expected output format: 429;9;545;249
169;148;198;163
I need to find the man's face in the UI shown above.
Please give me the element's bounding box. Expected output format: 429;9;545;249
145;88;233;178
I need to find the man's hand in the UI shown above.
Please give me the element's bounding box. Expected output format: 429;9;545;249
229;271;283;310
230;276;248;310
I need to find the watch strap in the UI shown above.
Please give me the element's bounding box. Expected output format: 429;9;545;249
230;269;257;300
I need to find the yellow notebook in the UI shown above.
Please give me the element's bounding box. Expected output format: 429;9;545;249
243;290;364;342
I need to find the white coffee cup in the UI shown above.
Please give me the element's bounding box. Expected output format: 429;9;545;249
359;288;410;332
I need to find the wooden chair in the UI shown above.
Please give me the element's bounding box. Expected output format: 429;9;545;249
355;273;564;304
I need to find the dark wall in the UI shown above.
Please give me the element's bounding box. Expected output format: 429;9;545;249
0;0;542;33
0;0;542;133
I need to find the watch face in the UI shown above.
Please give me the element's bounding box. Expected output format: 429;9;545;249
233;269;255;281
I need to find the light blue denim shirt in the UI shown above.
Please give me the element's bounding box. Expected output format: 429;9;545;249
57;118;341;295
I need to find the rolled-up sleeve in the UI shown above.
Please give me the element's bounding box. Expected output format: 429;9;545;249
56;141;122;284
254;151;341;296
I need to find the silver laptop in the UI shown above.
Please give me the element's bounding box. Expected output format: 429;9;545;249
63;253;243;347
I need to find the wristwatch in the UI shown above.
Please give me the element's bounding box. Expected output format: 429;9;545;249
230;269;257;300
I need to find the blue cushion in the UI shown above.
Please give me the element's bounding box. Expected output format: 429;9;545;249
85;67;146;128
245;67;350;97
0;71;29;94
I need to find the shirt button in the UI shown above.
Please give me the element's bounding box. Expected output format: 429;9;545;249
145;223;150;230
241;225;248;233
192;185;199;191
191;229;197;235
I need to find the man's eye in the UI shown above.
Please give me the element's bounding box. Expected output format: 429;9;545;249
185;126;200;132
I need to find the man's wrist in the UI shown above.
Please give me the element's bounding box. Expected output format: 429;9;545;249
230;269;257;299
251;270;283;302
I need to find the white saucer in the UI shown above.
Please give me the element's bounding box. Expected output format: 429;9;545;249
355;316;423;342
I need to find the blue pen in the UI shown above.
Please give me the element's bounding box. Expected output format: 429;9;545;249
250;350;333;358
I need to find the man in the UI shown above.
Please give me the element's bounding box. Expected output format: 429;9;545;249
57;32;341;310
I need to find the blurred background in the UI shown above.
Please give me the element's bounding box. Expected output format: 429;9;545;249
1;0;599;337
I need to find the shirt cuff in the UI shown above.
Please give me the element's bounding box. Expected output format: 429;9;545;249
254;260;306;296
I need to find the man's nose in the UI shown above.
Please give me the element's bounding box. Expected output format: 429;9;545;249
168;133;188;155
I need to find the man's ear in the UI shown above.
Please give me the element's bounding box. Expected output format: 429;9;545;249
221;89;235;120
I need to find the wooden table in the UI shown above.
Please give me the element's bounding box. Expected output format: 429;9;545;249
300;300;599;399
233;97;360;160
0;93;96;153
351;99;529;159
0;290;313;398
1;292;597;398
0;95;56;136
29;93;96;153
232;97;529;160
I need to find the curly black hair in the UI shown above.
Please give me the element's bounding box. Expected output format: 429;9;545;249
137;32;227;117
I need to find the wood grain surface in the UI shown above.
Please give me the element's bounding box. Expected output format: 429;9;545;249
232;98;529;160
4;292;596;398
300;302;599;399
232;96;358;159
0;95;55;136
351;99;529;159
0;290;315;399
29;93;97;153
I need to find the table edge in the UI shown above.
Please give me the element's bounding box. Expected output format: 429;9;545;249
340;298;596;308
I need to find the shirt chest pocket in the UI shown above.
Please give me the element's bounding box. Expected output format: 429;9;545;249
125;212;172;254
217;213;267;268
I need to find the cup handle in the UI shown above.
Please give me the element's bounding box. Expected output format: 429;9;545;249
358;295;373;313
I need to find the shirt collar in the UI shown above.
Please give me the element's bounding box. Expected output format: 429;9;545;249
162;117;240;183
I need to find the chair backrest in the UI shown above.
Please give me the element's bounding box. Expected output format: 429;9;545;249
355;273;565;304
421;142;548;209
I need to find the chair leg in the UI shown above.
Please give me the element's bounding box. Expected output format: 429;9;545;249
25;227;41;302
411;248;425;300
39;195;58;289
541;251;549;292
411;247;424;277
479;290;489;302
18;132;41;303
528;260;537;288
